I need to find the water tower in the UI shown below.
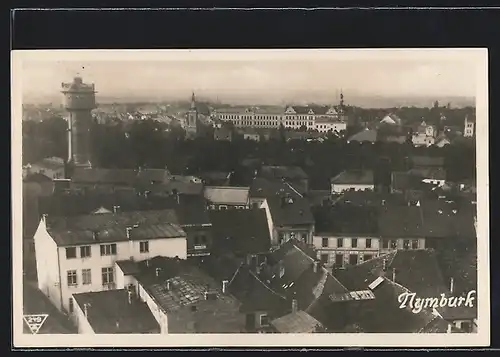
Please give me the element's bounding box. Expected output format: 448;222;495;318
61;76;97;169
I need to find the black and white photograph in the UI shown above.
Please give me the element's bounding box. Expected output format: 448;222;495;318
12;49;489;347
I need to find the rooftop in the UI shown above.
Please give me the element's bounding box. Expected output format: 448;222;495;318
330;170;374;185
347;129;378;143
408;167;447;181
72;289;160;334
270;310;324;333
265;194;315;226
209;208;271;256
204;186;250;206
33;156;65;171
134;257;244;333
249;178;305;199
411;156;445;168
260;165;309;181
71;167;138;186
313;205;379;236
45;209;186;246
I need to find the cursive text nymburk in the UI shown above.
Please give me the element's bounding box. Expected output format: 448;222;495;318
398;290;476;314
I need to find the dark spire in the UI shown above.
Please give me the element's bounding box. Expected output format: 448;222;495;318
191;92;196;110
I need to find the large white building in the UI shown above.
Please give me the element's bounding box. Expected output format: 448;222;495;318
33;210;188;314
213;104;347;132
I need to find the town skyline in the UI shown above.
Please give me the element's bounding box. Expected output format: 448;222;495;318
19;50;478;108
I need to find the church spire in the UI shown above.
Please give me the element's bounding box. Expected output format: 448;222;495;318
190;91;196;110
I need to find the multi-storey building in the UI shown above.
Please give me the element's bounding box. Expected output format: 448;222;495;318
33;210;188;314
463;114;475;138
214;107;283;129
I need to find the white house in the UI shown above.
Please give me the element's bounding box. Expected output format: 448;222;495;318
330;170;375;194
204;186;250;210
464;115;475;137
314;117;347;133
33;211;188;314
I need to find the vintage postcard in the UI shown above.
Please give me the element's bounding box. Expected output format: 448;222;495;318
12;49;489;347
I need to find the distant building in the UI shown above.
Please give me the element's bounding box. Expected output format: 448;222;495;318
347;128;378;144
213;126;233;142
463;114;475;138
259;165;309;193
204;186;251;210
243;132;261;142
412;120;436;147
270;310;325;333
25;157;65;180
330;170;375;194
33;210;188;314
185;92;199;139
214;106;283;129
379;113;402;125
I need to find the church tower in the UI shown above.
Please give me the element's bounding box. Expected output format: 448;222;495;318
186;92;198;137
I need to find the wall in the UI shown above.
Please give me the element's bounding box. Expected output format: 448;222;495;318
72;299;95;334
276;226;314;246
56;237;187;312
137;283;169;333
34;218;63;311
379;238;426;255
185;226;212;257
331;183;375;194
313;235;380;268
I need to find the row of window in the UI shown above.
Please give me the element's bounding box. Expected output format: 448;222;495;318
320;238;420;250
66;267;114;287
320;252;374;268
65;241;150;259
220;115;282;120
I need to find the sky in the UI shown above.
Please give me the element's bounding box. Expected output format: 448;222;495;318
18;51;479;106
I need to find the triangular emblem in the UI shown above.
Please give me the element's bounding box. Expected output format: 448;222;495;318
23;314;48;334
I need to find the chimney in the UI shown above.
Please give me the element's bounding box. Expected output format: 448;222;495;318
116;321;120;330
83;303;89;318
166;280;171;291
113;205;121;213
313;260;319;273
382;259;387;271
222;280;229;294
291;299;298;313
450;278;454;294
42;213;48;222
392;268;396;282
155;267;161;277
92;231;98;241
126;227;132;240
127;290;133;304
146;259;150;267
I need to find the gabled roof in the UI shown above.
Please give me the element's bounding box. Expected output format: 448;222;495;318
270;310;323;333
347;129;378;143
266;194;315;226
249;178;305;199
72;289;160;334
313;205;379;236
408;167;447;181
136;168;170;185
33;157;65;171
260;165;309;181
204;186;250;205
24;172;53;183
330;170;374;185
333;258;448;333
209;208;271;256
71;168;138;186
411;156;445;168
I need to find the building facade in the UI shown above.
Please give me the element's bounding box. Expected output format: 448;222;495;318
463;115;475;138
33;215;188;314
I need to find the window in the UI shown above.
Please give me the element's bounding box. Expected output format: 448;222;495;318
337;238;344;248
363;254;373;262
260;314;269;327
403;240;410;250
80;246;91;258
335;254;344;268
322;238;329;248
100;244;117;256
65;247;77;259
102;267;114;285
366;238;372;249
67;270;77;286
460;321;472;333
352;238;358;248
382;239;389;249
349;254;358;266
411;240;419;249
390;240;398;249
140;241;149;253
320;254;329;264
82;269;92;285
69;298;74;314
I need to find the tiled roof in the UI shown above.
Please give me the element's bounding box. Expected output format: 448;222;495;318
411;156;445;168
270;310;323;333
34;157;65;170
249;178;304;199
408;167;447;181
72;289;160;334
209;208;271;256
330;170;374;185
335;190;406;207
136;168;170;185
198;171;231;186
260;165;309;181
266;194;315;226
333;263;448;333
204;186;250;206
313;205;379;235
347;129;378;143
71;168;138;186
134;257;244;333
24;172;53;183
